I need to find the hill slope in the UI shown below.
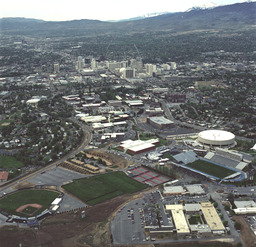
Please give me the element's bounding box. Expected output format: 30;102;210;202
0;2;255;36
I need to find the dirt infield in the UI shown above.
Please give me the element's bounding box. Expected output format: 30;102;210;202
16;203;43;214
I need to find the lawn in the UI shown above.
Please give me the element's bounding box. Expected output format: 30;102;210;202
0;190;59;216
62;171;147;205
139;133;156;141
0;156;26;169
188;215;203;225
186;160;236;179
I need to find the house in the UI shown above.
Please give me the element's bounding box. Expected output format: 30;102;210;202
0;171;8;182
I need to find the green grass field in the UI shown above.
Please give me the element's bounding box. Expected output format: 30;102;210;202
0;156;26;169
62;172;147;205
0;190;59;216
186;160;236;179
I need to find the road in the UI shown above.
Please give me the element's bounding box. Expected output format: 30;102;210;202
210;191;241;243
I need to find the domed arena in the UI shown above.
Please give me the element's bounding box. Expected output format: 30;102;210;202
197;130;236;148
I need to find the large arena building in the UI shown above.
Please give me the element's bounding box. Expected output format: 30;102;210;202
197;130;235;148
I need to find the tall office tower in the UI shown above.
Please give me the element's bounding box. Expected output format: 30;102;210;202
130;58;143;71
123;68;136;79
136;57;143;71
120;60;128;68
77;56;85;72
91;58;97;69
130;59;136;68
53;63;60;73
145;64;157;76
163;64;171;70
107;61;121;71
170;62;177;70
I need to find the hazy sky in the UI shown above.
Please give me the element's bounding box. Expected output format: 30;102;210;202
0;0;252;21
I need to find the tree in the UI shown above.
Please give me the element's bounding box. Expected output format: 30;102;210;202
234;221;241;230
223;220;228;227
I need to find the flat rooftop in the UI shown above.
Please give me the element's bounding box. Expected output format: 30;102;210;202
186;184;205;195
165;205;190;234
164;186;185;194
201;202;225;232
148;116;174;125
184;203;201;212
120;139;159;151
234;200;256;209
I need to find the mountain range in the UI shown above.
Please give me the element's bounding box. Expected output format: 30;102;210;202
0;2;255;37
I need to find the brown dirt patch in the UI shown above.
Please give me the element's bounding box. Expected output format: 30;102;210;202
16;203;42;215
233;215;256;247
12;181;35;190
86;149;133;168
0;227;36;247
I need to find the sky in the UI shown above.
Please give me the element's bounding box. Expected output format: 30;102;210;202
0;0;252;21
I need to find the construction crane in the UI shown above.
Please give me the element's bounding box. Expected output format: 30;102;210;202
134;44;142;59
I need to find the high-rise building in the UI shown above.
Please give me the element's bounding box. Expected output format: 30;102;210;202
170;62;177;70
123;68;136;79
107;61;122;71
130;58;143;71
120;60;128;68
53;63;60;73
91;58;97;69
145;64;157;76
162;64;171;70
77;56;85;71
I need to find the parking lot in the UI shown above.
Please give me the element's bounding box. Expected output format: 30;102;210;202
111;188;213;244
28;166;87;186
111;198;146;244
111;190;174;245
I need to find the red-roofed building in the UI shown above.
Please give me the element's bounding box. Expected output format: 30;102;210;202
0;171;8;182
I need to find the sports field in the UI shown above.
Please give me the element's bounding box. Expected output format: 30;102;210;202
186;160;236;179
62;171;147;205
0;190;59;216
0;156;25;169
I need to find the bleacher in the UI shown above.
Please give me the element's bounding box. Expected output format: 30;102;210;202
173;151;198;165
204;153;249;171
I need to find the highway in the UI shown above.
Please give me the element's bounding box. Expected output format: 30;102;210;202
0;118;92;193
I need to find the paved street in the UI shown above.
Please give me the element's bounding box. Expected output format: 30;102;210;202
210;192;240;241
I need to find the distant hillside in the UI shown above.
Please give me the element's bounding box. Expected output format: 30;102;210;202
0;2;255;36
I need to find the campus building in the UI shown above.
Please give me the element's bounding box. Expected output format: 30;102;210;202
147;116;174;129
165;205;190;235
197;130;235;148
200;202;225;234
119;139;159;155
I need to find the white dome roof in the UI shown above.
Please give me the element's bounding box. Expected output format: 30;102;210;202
197;130;235;146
